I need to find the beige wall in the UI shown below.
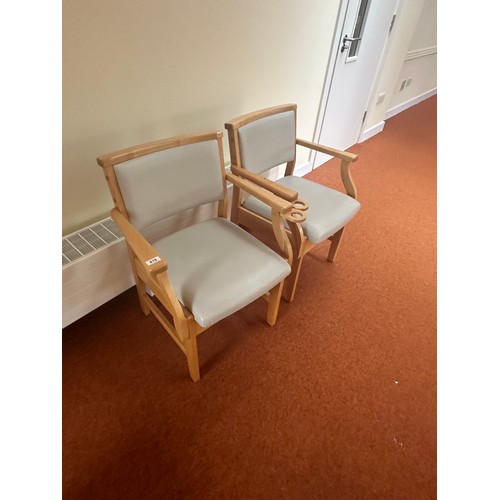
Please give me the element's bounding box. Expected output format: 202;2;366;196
363;0;435;131
388;0;436;110
408;0;437;51
63;0;341;235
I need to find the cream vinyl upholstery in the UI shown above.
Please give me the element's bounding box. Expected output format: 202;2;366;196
243;175;360;244
153;218;290;327
238;111;296;174
115;140;224;231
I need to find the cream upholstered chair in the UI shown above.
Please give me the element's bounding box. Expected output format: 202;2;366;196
97;131;305;382
225;104;360;302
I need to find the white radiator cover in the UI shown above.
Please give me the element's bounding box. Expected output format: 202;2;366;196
61;207;218;329
62;218;134;329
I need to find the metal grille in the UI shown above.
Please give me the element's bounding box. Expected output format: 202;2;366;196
62;217;123;267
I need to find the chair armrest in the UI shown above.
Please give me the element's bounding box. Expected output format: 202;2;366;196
296;138;358;163
111;208;167;276
113;208;188;337
226;172;308;223
296;138;358;199
230;165;298;202
227;172;306;262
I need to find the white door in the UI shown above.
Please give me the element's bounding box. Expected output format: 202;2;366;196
313;0;399;167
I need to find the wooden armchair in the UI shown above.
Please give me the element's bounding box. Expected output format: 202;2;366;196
225;104;360;302
97;131;306;381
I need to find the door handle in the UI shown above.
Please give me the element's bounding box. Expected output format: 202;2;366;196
341;35;361;53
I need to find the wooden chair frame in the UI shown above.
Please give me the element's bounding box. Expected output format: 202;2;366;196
225;104;358;302
98;131;305;382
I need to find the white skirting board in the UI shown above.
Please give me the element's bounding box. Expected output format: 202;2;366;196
294;161;314;177
358;121;386;144
358;88;437;144
384;87;437;120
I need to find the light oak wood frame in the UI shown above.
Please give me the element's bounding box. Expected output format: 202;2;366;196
98;131;304;382
225;104;358;303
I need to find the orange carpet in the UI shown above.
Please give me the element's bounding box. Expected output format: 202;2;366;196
63;96;436;499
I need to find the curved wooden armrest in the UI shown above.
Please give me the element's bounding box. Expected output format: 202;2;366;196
230;165;299;202
226;172;299;215
296;138;358;199
227;172;307;261
296;138;358;163
111;208;167;276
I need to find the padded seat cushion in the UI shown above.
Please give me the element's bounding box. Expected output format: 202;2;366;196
152;218;291;328
242;175;361;244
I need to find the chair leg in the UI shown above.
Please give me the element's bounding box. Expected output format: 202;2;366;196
134;275;151;316
283;255;304;303
267;281;285;326
327;227;345;263
127;249;151;315
185;336;200;382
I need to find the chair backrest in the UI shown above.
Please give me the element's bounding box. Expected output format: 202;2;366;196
226;104;297;175
98;132;226;231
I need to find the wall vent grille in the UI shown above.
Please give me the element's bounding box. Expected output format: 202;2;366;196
62;217;123;267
